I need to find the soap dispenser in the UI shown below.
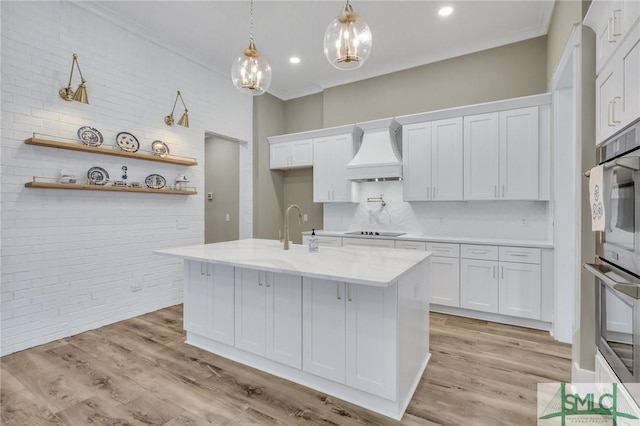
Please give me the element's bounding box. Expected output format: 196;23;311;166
308;229;319;253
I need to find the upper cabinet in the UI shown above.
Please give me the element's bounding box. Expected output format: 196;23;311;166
313;129;360;203
586;0;640;145
464;107;540;200
398;93;550;202
268;135;313;170
402;117;463;201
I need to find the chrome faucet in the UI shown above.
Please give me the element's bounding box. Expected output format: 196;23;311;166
283;204;303;250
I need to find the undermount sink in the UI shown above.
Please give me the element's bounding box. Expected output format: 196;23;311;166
344;231;406;237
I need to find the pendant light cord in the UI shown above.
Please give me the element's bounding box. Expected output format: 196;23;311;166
249;0;254;44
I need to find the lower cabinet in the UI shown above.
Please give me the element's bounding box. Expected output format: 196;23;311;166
430;256;460;307
302;277;397;400
185;261;234;345
460;258;499;313
459;245;542;320
234;268;302;368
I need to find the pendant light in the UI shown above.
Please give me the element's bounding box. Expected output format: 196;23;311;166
324;0;372;70
231;0;272;95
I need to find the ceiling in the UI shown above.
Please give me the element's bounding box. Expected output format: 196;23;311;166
87;0;556;101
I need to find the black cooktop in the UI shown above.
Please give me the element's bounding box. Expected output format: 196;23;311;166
344;231;406;237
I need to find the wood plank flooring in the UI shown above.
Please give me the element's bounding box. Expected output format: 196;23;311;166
1;305;571;425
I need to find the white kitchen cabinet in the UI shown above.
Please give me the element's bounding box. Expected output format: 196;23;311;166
303;278;398;399
395;240;427;250
588;2;640;145
596;61;623;143
463;107;539;200
402;118;463;201
269;138;313;170
302;278;346;383
498;262;541;320
499;107;539;200
342;237;395;248
235;269;302;368
460;258;499;313
430;256;460;308
185;261;234;345
313;133;358;203
463;112;500;200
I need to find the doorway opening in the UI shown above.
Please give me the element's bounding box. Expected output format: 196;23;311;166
205;133;240;243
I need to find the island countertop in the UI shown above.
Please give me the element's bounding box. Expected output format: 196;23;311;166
154;238;431;287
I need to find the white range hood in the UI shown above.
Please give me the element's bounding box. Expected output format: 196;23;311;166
347;118;402;181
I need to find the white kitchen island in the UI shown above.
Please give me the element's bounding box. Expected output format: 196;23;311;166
154;238;431;420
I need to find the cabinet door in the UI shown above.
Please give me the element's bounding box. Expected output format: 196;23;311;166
185;261;234;345
345;283;397;400
596;64;622;144
621;30;640;125
342;237;395;248
498;262;541;320
464;113;499;200
331;134;356;202
430;256;460;307
402;122;432;201
432;117;463;201
266;273;302;368
270;143;290;169
460;259;498;313
234;269;266;356
302;278;346;384
313;137;333;202
291;139;313;167
499;107;539;200
596;1;623;73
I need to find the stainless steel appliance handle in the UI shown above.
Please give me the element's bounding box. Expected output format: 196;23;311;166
584;263;640;299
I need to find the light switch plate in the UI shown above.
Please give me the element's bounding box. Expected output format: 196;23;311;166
176;219;188;229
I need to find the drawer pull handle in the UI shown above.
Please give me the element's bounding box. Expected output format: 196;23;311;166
347;284;352;302
337;283;342;300
508;253;529;257
470;250;489;254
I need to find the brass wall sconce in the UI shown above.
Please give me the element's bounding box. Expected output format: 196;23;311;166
165;90;189;128
59;54;88;104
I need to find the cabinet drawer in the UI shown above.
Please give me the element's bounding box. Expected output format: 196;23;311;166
426;242;459;258
395;240;426;251
342;237;395;248
302;235;342;247
460;244;498;261
499;246;541;264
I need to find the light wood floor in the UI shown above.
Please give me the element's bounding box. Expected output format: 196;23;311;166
1;305;571;425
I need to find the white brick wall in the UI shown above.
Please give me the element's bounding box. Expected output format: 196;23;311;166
1;1;253;355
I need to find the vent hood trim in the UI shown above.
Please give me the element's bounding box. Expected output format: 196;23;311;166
347;118;402;182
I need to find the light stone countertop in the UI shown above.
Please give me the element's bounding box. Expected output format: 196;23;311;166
303;230;554;249
154;238;431;287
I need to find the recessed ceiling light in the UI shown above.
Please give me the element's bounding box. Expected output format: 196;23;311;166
289;57;301;64
438;6;453;17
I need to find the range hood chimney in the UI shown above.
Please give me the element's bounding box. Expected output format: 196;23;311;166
347;118;402;181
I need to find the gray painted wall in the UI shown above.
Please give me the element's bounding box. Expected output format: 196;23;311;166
205;135;240;243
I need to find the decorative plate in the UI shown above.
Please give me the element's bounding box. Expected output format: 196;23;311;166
145;174;166;189
77;126;103;147
87;166;109;185
115;132;140;153
151;140;170;158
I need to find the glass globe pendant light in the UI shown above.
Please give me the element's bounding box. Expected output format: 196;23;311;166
323;0;372;70
231;0;272;95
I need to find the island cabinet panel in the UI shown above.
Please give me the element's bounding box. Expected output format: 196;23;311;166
185;261;234;345
302;278;399;399
265;273;303;369
234;268;267;356
345;283;398;400
235;269;303;368
302;278;347;383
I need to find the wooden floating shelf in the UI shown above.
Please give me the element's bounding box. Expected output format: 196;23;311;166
25;182;197;195
25;137;198;166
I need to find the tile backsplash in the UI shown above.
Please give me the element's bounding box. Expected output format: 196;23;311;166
324;181;551;241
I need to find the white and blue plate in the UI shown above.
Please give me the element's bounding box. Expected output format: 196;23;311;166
145;174;166;189
116;132;140;153
77;126;103;147
87;166;109;185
